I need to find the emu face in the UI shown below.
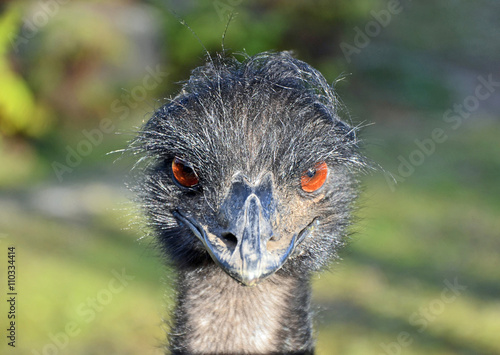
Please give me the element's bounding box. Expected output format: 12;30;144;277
132;52;364;286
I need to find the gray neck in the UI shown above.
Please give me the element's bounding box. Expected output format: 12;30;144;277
168;266;314;354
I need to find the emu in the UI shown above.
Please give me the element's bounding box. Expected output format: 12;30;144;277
129;51;366;354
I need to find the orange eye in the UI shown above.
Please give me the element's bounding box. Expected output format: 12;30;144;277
172;157;199;188
301;162;328;192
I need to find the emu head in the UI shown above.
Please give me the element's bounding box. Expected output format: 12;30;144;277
131;52;365;286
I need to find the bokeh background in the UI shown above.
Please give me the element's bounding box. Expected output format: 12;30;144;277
1;0;499;354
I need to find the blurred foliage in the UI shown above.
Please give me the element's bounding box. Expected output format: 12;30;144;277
0;0;499;354
0;4;51;137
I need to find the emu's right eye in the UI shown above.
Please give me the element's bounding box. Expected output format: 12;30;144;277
172;157;199;188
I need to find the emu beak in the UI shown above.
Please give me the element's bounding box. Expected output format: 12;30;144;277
173;174;319;286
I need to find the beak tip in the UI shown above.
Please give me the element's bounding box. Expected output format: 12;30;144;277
239;276;261;287
235;269;265;287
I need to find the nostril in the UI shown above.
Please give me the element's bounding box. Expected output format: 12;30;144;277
220;232;238;249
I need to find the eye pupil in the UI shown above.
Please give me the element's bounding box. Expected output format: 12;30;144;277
306;169;316;178
172;157;199;188
301;162;328;192
182;165;193;174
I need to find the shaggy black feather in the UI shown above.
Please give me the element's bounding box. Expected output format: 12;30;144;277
128;51;367;354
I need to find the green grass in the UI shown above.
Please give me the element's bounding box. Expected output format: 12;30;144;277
313;179;500;355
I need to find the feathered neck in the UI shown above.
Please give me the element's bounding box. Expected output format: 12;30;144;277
168;265;314;354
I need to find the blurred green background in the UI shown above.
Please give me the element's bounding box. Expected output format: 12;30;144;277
1;0;499;354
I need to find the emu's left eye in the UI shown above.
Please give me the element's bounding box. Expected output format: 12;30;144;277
301;162;328;192
172;157;199;188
